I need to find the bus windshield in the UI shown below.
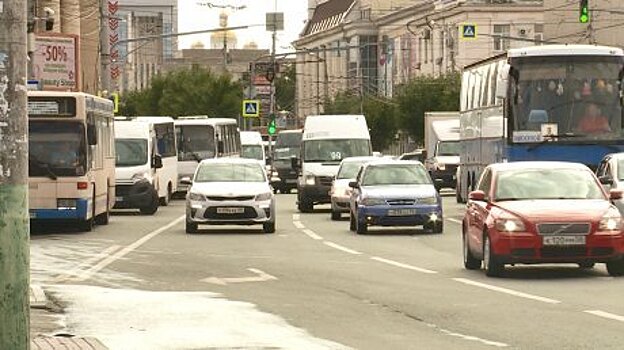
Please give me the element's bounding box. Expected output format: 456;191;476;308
29;121;87;177
303;139;371;162
115;139;148;167
510;55;624;142
176;125;216;161
275;132;302;148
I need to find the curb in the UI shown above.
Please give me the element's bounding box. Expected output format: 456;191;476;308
32;336;109;350
30;285;48;309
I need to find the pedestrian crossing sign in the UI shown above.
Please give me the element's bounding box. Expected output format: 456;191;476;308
461;24;477;40
242;100;260;118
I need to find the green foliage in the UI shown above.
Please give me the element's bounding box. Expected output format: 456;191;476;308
119;66;242;118
275;64;295;112
394;73;460;144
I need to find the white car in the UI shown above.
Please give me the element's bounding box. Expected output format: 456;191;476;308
330;156;378;220
183;158;276;234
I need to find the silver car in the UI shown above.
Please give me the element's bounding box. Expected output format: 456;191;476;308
330;156;378;220
183;158;276;234
597;152;624;215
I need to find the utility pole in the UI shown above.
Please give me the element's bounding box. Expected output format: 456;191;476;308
0;0;30;349
99;0;111;93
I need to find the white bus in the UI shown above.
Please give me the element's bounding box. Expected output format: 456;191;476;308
174;116;241;192
28;91;116;231
114;116;177;214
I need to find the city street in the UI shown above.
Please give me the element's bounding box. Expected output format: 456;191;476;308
31;193;624;350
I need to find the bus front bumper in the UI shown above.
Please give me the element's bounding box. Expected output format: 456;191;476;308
29;198;90;220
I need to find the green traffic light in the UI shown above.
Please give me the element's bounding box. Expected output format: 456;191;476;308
580;13;589;23
268;117;276;135
579;0;589;23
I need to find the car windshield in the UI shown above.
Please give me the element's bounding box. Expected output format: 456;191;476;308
400;152;424;162
337;161;367;179
175;125;216;161
275;132;302;148
495;168;605;201
362;164;431;186
241;145;264;161
115;139;148;167
303;139;371;162
29;121;87;177
437;141;459;156
195;163;266;182
274;147;299;160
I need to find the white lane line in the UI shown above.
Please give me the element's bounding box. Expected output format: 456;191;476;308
453;278;561;304
323;241;362;255
371;256;437;274
292;214;300;221
293;221;305;229
70;215;185;282
584;310;624;323
446;218;462;224
302;228;323;240
53;245;122;283
438;328;509;348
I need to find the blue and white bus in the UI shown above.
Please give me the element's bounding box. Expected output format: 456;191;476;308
457;44;624;202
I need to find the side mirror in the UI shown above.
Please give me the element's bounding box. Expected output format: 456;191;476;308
180;177;193;186
87;123;98;145
468;190;486;201
152;154;163;169
348;181;359;189
495;63;511;99
599;175;614;185
609;189;623;200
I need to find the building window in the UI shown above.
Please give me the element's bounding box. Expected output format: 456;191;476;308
534;23;544;45
493;24;510;51
360;8;371;20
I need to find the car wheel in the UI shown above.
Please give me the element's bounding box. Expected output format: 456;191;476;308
331;210;341;221
160;184;172;206
463;230;481;270
140;191;159;215
349;211;356;231
578;262;595;269
606;258;624;276
355;211;367;235
263;221;276;234
423;220;443;234
483;234;504;277
185;220;198;234
298;198;313;213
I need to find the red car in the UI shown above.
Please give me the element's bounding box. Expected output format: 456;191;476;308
462;161;624;277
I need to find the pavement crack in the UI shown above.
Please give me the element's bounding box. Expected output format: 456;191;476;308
331;288;425;323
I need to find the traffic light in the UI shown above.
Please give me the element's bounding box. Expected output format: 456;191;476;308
267;114;277;135
579;0;589;23
107;92;119;114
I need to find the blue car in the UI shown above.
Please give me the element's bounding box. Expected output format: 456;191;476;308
348;160;443;234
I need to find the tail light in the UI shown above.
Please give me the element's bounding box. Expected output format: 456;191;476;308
77;182;89;190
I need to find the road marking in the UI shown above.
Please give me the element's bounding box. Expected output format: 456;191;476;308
70;215;185;282
453;278;561;304
324;241;362;255
446;218;462;224
584;310;624;323
371;256;437;274
202;268;278;285
293;221;305;229
302;228;323;240
438;328;509;348
53;245;122;283
292;214;300;221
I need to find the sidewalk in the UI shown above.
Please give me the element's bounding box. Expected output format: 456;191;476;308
30;285;108;350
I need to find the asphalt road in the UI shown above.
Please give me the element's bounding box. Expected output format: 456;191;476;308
31;193;624;350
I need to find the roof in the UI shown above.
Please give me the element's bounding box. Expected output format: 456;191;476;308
304;0;355;36
199;157;263;165
508;44;624;58
487;161;591;172
340;156;378;164
365;159;425;167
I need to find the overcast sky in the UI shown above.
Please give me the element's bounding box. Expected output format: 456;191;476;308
177;0;308;52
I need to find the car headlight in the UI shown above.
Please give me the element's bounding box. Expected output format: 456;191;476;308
494;212;526;232
188;192;206;201
132;172;151;184
599;206;623;232
418;196;438;205
255;192;272;201
361;197;386;206
305;174;316;186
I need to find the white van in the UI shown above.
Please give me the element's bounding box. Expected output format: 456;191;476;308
295;115;372;212
114;116;178;214
240;131;266;165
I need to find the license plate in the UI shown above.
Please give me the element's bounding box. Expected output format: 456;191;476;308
543;236;586;246
115;196;124;202
388;208;418;216
216;207;245;214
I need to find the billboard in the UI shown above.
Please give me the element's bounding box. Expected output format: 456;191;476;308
32;34;79;91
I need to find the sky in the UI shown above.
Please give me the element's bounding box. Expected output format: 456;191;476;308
177;0;309;53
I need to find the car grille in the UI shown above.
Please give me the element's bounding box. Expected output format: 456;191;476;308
115;185;132;197
206;196;255;201
537;223;591;236
204;207;257;220
387;199;416;206
317;176;334;186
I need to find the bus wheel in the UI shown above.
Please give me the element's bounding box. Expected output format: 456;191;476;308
140;191;159;215
95;189;111;225
79;218;94;232
160;184;172;206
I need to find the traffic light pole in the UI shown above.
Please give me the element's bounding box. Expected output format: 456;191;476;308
268;21;277;158
0;0;31;349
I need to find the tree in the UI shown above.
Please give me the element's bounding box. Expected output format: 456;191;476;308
275;63;295;112
394;73;460;144
119;66;242;118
